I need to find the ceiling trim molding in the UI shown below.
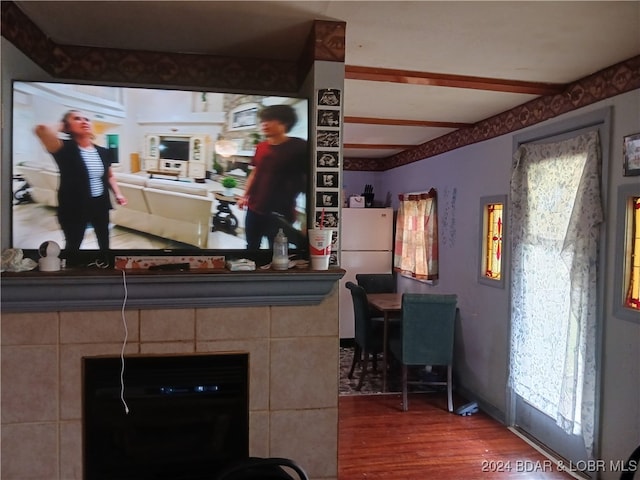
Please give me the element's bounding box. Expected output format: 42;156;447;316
344;116;472;129
343;143;413;150
344;55;640;171
1;1;56;71
345;65;566;95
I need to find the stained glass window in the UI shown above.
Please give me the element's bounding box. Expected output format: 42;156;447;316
625;196;640;311
484;203;503;280
478;195;506;288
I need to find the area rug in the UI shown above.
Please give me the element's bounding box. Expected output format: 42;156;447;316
339;346;448;396
339;346;399;395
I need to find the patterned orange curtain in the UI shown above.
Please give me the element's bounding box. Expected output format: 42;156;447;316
393;188;438;280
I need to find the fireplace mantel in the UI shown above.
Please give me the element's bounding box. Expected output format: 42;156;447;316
1;268;345;312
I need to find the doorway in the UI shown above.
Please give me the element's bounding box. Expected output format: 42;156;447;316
508;110;610;476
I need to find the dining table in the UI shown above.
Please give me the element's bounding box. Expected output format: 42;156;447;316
366;292;403;392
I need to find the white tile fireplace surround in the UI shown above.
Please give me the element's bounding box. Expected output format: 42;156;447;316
1;288;340;480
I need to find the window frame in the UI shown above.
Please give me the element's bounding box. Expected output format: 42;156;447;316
613;182;640;323
478;194;507;288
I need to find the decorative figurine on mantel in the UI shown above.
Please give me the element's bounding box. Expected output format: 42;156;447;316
38;240;61;272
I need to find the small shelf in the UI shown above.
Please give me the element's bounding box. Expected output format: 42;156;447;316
1;268;345;312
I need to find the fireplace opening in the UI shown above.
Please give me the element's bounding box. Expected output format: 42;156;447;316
83;353;249;480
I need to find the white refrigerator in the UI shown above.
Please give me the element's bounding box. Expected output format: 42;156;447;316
339;207;394;338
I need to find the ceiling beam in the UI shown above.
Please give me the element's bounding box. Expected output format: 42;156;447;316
345;65;565;95
344;116;472;129
343;143;414;150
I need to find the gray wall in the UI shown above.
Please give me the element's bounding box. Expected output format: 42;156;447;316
366;90;639;477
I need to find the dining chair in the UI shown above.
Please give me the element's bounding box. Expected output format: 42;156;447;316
356;273;399;321
355;273;396;294
345;281;385;390
620;443;640;480
216;457;309;480
389;293;458;412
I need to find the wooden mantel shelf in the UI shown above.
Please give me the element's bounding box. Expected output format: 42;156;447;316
1;268;345;312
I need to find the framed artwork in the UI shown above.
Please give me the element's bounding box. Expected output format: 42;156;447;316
317;130;340;148
317;109;340;127
316;191;339;208
317;172;339;188
315;210;338;229
317;89;341;107
316;151;339;168
623;133;640;176
229;104;258;130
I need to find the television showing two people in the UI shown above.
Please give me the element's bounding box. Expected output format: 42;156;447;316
11;81;310;268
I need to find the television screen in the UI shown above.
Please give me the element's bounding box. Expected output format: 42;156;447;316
10;81;310;266
158;138;191;162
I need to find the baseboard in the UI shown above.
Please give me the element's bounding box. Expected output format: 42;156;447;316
508;427;588;480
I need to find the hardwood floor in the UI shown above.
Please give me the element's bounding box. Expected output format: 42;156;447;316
338;393;577;480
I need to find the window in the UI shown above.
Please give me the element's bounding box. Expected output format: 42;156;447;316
615;184;640;321
484;203;503;279
627;196;640;310
478;195;506;288
393;189;438;281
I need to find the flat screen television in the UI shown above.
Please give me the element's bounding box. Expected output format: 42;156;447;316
10;80;310;267
158;137;191;162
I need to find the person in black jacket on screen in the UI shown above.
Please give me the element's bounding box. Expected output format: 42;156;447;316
35;109;127;266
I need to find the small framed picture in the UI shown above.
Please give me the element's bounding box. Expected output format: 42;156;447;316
317;109;340;127
229;104;258;130
317;172;339;188
315;210;338;229
316;191;339;208
623;133;640;176
316;151;339;168
317;89;341;107
317;130;340;148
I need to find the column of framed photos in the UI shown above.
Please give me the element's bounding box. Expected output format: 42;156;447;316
313;89;342;265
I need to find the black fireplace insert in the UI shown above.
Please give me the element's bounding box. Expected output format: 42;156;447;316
83;353;249;480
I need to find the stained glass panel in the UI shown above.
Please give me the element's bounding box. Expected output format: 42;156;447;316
484;203;503;280
626;196;640;310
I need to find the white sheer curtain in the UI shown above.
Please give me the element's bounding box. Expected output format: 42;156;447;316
509;131;602;456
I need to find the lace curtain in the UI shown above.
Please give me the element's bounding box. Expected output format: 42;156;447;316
509;131;602;457
393;189;438;280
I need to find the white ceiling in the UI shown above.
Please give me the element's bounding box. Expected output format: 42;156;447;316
14;1;640;160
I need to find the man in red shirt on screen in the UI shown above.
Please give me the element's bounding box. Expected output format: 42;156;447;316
238;104;307;250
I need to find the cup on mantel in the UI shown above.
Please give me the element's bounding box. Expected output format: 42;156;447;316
308;229;333;270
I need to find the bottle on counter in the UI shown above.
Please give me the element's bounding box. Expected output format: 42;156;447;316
271;228;289;270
